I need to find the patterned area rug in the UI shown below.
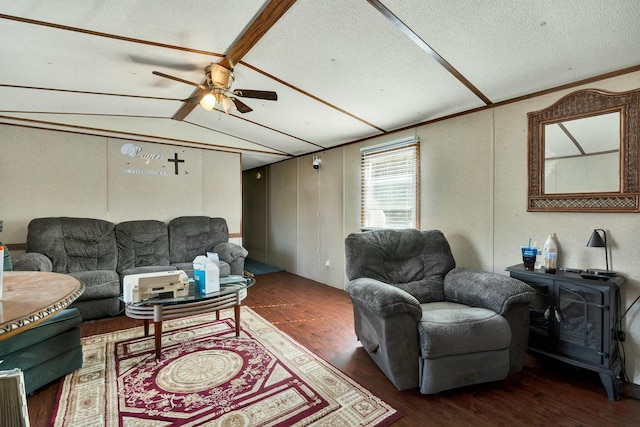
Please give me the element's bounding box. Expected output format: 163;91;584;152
50;307;401;426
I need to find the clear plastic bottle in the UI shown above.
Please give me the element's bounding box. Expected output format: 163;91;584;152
543;233;558;274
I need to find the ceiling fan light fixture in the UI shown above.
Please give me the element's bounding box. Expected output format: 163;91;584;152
199;93;216;111
207;63;234;89
222;96;237;114
155;61;276;115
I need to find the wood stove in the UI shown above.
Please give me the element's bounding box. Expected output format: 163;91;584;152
507;264;625;400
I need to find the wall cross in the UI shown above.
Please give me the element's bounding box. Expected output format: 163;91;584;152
168;153;185;175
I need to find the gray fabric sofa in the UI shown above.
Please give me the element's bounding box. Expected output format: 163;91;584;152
13;216;248;321
345;228;535;394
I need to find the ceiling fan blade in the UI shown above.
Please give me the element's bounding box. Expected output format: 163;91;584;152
231;97;253;113
130;55;202;71
182;95;204;104
233;89;278;101
172;87;208;121
152;71;207;90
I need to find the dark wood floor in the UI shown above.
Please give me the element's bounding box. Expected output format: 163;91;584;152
28;271;640;426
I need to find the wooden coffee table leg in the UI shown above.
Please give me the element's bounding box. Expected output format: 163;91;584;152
234;304;241;337
153;304;163;359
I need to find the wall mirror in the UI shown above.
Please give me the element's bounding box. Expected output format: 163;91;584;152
527;88;640;212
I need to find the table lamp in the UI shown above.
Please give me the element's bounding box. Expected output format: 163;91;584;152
586;229;617;277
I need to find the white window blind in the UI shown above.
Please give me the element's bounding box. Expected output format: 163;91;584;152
361;139;419;229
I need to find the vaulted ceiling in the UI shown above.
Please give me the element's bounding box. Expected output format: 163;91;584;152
1;0;639;170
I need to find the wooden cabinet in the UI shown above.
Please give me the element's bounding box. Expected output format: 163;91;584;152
507;264;625;400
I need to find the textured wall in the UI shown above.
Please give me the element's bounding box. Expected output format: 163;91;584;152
494;72;640;384
247;70;640;384
0;126;242;249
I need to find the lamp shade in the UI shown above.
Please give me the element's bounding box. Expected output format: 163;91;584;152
587;229;606;247
586;228;614;274
221;96;237;114
199;93;216;111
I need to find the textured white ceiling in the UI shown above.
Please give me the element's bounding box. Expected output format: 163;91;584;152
1;0;639;170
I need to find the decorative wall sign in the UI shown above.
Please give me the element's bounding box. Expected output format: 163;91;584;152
119;143;190;177
108;140;202;214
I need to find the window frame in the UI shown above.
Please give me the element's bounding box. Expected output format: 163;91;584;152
360;138;420;230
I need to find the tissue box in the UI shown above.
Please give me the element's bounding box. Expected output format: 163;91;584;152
193;255;220;294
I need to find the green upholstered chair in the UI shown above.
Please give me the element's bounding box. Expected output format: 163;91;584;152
0;309;83;394
0;245;83;394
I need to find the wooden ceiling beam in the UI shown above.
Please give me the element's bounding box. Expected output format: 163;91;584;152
221;0;297;69
172;0;297;121
367;0;492;105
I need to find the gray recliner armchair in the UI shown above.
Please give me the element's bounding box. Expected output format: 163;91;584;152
345;228;535;394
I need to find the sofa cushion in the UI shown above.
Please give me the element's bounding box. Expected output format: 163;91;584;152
116;220;171;274
26;217;117;273
73;297;121;321
418;302;511;359
12;252;53;272
69;270;120;300
168;216;230;264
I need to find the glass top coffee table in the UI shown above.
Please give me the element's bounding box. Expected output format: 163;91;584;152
124;277;255;359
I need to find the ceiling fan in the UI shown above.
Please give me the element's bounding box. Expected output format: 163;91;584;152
153;62;278;114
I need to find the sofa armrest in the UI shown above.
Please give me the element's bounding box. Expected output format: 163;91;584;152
443;267;535;315
345;278;422;320
12;252;53;272
213;242;249;263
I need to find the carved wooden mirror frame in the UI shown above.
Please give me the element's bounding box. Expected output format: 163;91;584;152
527;88;640;212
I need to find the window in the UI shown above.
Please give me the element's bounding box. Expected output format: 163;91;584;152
361;138;420;229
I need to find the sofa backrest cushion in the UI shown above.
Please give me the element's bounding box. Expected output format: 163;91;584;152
345;228;455;303
26;217;117;273
115;220;170;273
168;216;229;264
